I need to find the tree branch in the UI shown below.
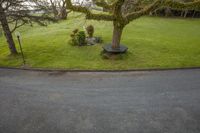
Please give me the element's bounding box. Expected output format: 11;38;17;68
125;0;200;23
65;0;114;21
125;0;160;22
11;20;26;33
112;0;125;22
86;13;114;21
93;0;113;10
163;0;200;11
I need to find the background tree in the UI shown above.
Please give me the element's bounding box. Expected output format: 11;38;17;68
0;0;55;55
0;26;2;36
34;0;71;19
42;0;71;20
150;0;199;17
57;0;69;19
66;0;200;52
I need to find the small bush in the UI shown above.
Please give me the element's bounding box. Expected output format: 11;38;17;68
69;29;79;46
86;25;94;38
77;31;86;46
73;29;79;34
69;29;86;46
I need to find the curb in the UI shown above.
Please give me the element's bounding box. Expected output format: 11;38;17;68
0;66;200;72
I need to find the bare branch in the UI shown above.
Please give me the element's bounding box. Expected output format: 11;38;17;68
86;13;114;21
125;0;200;23
162;0;200;11
11;20;26;33
66;0;91;13
65;0;114;21
125;0;160;22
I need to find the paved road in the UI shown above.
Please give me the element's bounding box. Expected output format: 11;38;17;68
0;68;200;133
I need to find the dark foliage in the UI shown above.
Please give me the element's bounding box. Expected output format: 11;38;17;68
77;31;86;46
69;29;86;46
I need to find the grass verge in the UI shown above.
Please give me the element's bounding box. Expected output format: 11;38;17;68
0;13;200;70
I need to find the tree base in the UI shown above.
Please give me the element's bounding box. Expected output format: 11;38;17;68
102;44;128;54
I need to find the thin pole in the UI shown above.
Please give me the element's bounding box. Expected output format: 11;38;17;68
17;36;25;65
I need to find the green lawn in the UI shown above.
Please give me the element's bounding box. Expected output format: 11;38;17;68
0;13;200;70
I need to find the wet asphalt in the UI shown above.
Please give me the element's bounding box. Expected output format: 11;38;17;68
0;68;200;133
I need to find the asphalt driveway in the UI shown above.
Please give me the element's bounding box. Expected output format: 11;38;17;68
0;68;200;133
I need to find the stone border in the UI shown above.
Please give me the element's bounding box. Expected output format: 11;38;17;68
0;66;200;72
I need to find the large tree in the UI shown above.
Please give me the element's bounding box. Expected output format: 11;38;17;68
0;0;55;55
66;0;200;52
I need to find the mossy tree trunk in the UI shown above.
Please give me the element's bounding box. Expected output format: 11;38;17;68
112;22;124;49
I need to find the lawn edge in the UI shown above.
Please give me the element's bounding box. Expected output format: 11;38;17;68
0;66;200;72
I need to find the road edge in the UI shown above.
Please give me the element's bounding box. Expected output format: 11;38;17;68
0;66;200;72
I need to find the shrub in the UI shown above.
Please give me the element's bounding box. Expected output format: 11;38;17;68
86;25;94;38
77;31;86;46
69;29;79;46
69;29;86;46
73;29;79;34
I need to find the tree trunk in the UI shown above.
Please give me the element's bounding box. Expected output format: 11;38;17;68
184;10;188;18
0;6;18;54
50;0;59;19
181;11;184;17
59;8;68;20
111;22;124;49
53;9;59;19
165;7;172;17
192;10;196;18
